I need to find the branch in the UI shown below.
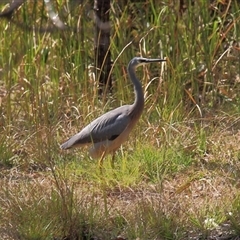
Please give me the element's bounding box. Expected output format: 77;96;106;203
0;0;25;19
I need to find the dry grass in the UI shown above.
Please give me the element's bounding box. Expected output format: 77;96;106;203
0;0;240;239
1;115;240;239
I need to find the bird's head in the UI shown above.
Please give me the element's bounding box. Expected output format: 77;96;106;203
129;57;166;69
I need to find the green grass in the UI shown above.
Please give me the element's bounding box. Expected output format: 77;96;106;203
0;0;240;239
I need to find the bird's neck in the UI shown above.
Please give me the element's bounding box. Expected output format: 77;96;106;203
128;66;144;118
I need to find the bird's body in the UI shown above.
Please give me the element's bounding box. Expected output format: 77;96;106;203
60;57;165;165
61;104;135;158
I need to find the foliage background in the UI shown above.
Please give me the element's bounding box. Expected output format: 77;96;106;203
0;0;239;239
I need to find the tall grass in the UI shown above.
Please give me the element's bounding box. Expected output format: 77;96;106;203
0;0;239;239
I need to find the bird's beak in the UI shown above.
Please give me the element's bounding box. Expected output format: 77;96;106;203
145;58;166;63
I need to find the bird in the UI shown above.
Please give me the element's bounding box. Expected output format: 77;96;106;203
60;57;166;169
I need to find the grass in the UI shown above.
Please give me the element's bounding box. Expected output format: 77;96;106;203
0;0;240;239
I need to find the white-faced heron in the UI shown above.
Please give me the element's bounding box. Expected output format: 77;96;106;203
60;57;166;168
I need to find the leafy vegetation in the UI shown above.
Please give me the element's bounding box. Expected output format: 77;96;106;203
0;0;239;239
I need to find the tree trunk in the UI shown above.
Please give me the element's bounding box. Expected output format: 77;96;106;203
94;0;112;96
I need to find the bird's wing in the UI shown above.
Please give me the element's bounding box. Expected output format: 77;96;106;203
60;105;131;149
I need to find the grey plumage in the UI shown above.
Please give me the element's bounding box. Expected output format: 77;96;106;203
60;105;131;156
60;57;165;164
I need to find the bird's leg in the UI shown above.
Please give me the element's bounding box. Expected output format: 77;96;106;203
111;152;115;169
98;151;106;173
